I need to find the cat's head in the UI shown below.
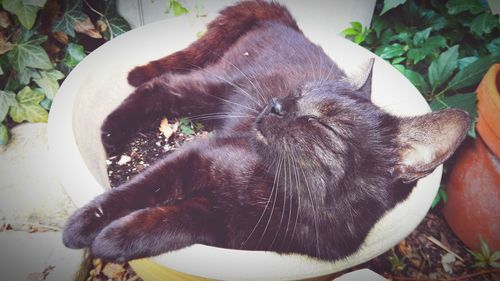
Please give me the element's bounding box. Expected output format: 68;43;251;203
253;59;470;185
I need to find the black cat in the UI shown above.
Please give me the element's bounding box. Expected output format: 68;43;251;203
63;1;469;262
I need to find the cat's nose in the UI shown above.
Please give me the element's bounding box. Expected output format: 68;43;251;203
270;98;285;116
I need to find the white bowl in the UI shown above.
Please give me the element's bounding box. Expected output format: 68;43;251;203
48;15;440;281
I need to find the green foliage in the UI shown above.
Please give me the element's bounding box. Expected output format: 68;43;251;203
341;22;370;44
179;117;195;136
166;0;189;16
431;186;448;208
0;0;130;146
388;248;406;272
2;0;46;29
8;86;48;123
467;236;500;269
342;0;499;139
52;0;88;37
380;0;407;15
100;0;131;40
62;43;86;69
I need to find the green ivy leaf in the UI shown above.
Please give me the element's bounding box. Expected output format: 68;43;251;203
0;122;8;145
33;69;65;100
428;45;459;92
16;86;44;104
446;0;485;15
380;0;407;15
52;0;88;37
487;38;500;54
413;27;432;46
103;16;131;39
446;54;500;91
0;90;17;121
8;86;48;123
63;43;86;68
379;44;406;59
2;0;45;29
7;35;52;71
470;13;499;36
24;0;45;6
17;67;40;85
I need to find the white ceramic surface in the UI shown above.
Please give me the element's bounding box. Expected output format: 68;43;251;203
48;11;440;281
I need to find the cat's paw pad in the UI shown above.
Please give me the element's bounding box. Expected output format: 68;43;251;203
62;205;108;249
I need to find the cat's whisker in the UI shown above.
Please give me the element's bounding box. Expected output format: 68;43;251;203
210;52;268;107
241;152;280;248
297;156;321;257
185;62;262;110
258;153;284;249
269;152;289;249
288;148;301;250
283;151;294;249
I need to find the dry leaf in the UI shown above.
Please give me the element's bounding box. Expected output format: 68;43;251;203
74;18;102;39
96;20;107;33
441;252;456;274
398;240;411;257
53;31;69;44
117;155;132;165
0;11;12;28
159;117;179;139
26;272;44;281
0;34;14;55
102;263;126;279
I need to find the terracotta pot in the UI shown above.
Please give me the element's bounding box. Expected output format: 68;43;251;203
443;63;500;252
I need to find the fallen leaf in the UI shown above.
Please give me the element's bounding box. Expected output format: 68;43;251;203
0;34;14;55
0;11;12;28
102;263;126;279
73;17;102;39
441;252;456;274
53;31;69;44
96;19;107;33
159;117;179;139
26;272;44;281
117;155;131;165
398;240;411;257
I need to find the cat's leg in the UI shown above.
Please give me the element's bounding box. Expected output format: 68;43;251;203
89;196;220;262
127;1;300;86
101;72;227;155
63;143;213;248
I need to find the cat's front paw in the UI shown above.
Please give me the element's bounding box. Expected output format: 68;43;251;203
62;203;110;249
101;114;131;156
91;212;154;262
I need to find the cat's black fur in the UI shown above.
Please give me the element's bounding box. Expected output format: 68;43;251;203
63;1;469;262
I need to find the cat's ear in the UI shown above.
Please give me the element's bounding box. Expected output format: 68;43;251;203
354;58;375;99
394;108;470;183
